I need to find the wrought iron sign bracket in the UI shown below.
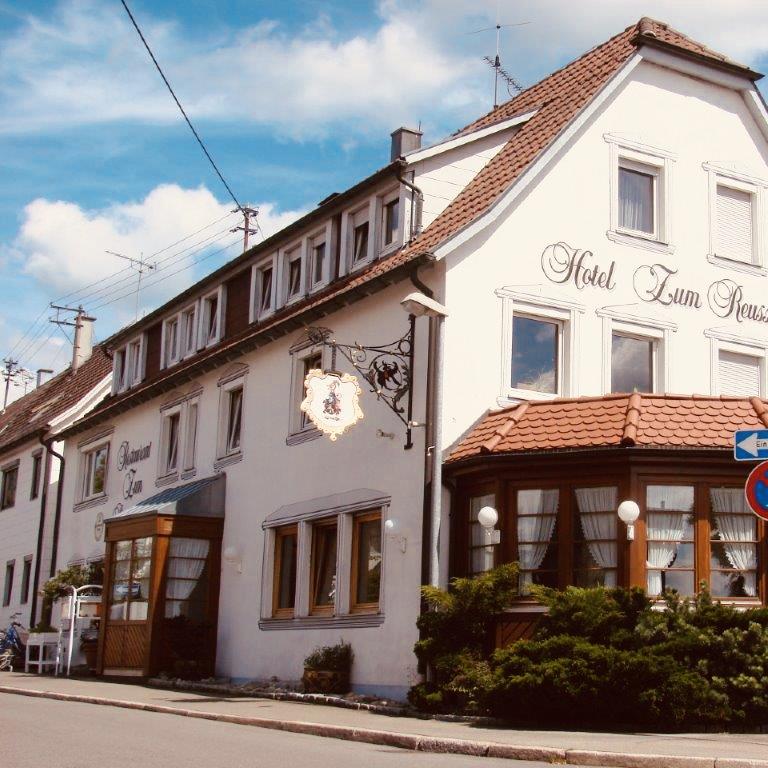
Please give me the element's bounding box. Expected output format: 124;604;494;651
307;318;416;449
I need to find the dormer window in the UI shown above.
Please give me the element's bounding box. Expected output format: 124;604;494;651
382;197;399;247
113;348;127;393
260;266;274;311
353;219;369;265
162;315;180;368
251;256;276;321
112;335;145;393
200;286;224;347
311;239;326;288
284;244;303;302
181;304;197;358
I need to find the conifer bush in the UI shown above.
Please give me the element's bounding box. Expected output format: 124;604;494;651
409;574;768;729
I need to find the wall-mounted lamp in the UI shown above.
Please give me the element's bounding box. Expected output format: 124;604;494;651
478;505;501;545
384;518;408;553
223;545;243;573
617;500;640;541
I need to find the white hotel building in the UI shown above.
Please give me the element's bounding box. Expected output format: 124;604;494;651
46;18;768;698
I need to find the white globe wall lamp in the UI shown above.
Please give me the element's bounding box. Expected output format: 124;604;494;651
617;500;640;541
478;505;501;545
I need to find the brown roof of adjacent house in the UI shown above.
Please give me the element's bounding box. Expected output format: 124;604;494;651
64;17;758;435
0;347;112;455
447;394;768;463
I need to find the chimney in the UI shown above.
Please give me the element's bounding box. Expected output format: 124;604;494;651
72;314;95;372
390;127;423;161
36;369;53;388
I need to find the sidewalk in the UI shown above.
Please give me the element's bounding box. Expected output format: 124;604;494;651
2;673;767;767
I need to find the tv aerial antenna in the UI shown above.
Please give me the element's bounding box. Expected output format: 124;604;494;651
468;18;530;108
105;250;157;322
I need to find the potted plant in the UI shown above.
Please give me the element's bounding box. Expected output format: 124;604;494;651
302;641;353;694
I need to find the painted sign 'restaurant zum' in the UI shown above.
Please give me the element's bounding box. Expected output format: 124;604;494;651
541;242;768;325
300;369;364;441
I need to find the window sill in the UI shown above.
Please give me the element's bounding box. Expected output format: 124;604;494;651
180;468;197;481
286;428;322;446
259;613;384;631
606;229;674;255
214;451;243;471
498;389;560;408
155;472;179;488
74;494;108;513
707;254;766;277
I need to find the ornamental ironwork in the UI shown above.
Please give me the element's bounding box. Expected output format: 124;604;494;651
306;318;416;448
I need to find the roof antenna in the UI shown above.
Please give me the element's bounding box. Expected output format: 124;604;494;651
469;12;530;108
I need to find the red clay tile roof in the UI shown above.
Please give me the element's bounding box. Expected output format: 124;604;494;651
67;18;757;434
448;394;768;463
0;347;111;455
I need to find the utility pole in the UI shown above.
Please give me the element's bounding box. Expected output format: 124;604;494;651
230;205;259;251
2;358;18;410
105;251;156;322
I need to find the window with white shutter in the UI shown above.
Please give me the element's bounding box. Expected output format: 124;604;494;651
716;185;754;264
718;350;761;396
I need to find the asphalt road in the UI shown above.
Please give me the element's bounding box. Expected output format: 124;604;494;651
0;694;563;768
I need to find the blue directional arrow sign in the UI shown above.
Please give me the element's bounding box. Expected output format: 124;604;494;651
734;430;768;461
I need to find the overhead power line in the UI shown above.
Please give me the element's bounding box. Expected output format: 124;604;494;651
119;0;243;212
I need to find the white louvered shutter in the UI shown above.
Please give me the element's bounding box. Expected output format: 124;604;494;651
716;185;754;263
718;350;761;396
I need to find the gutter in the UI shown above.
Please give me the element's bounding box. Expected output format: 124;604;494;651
30;433;53;627
42;436;66;622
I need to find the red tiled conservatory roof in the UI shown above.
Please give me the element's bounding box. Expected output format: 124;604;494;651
447;394;768;463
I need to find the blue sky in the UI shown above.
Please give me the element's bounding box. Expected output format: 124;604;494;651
1;0;767;400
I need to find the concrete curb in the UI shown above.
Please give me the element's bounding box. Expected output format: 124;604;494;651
2;684;767;768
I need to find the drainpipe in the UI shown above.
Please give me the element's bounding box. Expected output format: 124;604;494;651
43;437;66;622
30;432;53;627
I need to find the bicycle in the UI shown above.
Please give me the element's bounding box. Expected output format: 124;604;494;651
0;613;26;672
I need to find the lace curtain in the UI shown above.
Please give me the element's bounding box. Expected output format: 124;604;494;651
710;488;757;597
575;487;617;586
645;485;693;596
165;538;210;618
619;168;653;233
517;489;558;591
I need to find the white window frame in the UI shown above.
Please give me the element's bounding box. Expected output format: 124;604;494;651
704;163;767;275
180;303;199;359
496;287;583;405
260;496;389;623
160;314;182;369
597;310;676;395
182;396;200;474
112;334;145;394
281;241;306;306
341;199;376;275
158;404;182;479
250;254;277;322
705;329;768;397
378;187;402;255
309;224;332;291
217;369;247;462
199;285;225;348
287;336;326;445
605;135;675;254
80;442;109;503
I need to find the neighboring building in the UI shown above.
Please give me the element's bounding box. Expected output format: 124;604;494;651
0;320;111;629
55;18;768;696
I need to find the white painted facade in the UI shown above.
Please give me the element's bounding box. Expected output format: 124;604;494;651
52;34;768;697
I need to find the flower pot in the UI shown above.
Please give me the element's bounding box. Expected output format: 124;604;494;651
80;640;98;671
302;668;349;694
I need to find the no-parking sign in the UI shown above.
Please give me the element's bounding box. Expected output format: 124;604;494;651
745;461;768;521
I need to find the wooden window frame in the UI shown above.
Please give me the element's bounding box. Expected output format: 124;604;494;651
272;525;298;618
350;510;382;614
309;518;338;616
108;536;154;623
30;451;43;501
467;491;497;577
20;555;32;605
1;463;18;510
2;560;14;606
572;485;620;588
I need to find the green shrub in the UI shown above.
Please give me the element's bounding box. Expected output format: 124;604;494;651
409;580;768;729
408;563;518;713
303;641;353;673
41;562;104;610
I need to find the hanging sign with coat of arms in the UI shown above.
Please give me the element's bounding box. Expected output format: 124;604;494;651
300;369;364;441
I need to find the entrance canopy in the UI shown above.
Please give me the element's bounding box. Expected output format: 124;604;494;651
112;475;226;522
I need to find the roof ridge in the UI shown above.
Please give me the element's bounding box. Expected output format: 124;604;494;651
481;401;530;454
622;392;642;446
750;397;768;428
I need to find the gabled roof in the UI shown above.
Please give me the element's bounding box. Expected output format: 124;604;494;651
63;17;761;436
447;394;768;463
0;347;112;456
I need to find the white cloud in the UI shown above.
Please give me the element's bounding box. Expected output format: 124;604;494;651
7;183;305;327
